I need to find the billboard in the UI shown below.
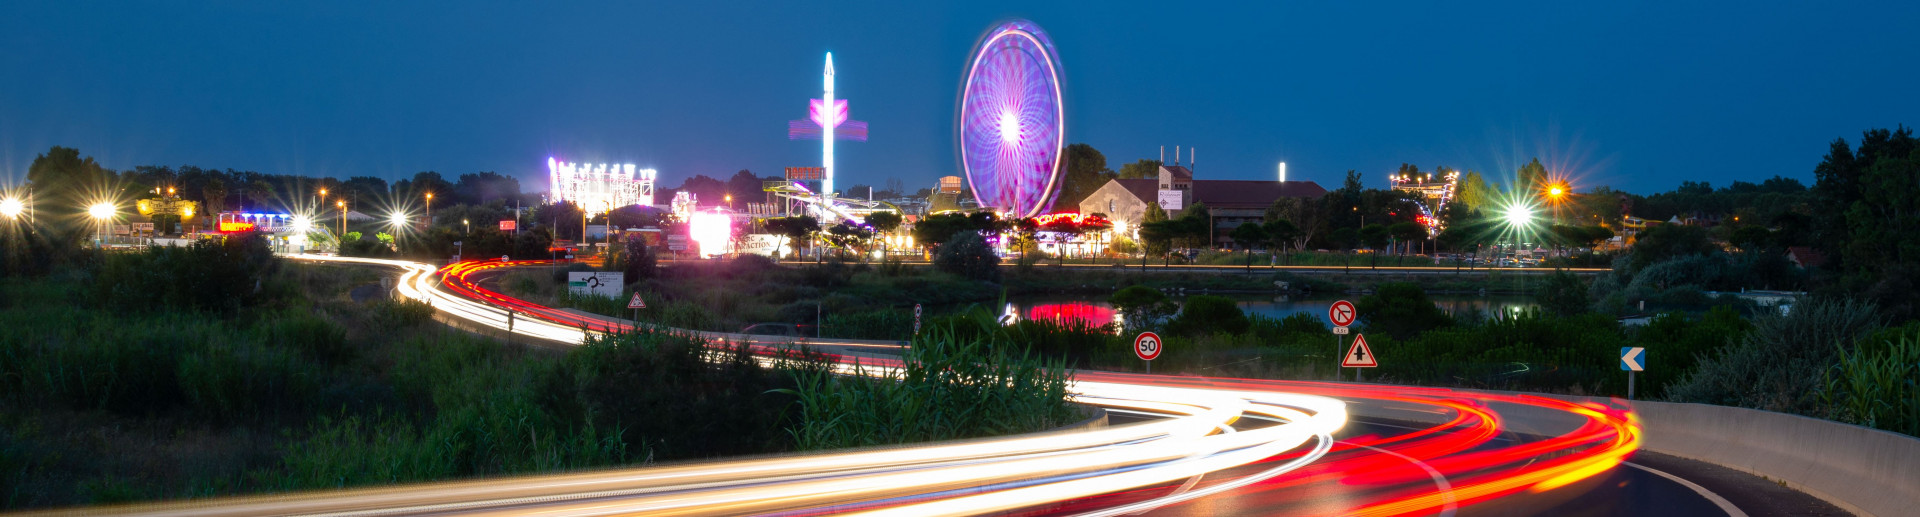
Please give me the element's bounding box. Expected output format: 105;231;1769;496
1157;189;1185;211
785;167;825;180
549;159;658;211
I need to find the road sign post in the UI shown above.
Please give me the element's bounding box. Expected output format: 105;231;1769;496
628;292;646;325
1134;332;1162;374
1329;300;1357;380
913;304;923;336
1620;347;1646;400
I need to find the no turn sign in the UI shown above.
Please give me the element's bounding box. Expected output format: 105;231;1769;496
1329;300;1357;328
1134;332;1163;361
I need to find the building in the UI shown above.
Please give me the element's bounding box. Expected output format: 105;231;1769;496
1078;165;1327;247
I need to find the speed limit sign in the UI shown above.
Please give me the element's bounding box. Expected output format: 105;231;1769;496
1134;332;1163;361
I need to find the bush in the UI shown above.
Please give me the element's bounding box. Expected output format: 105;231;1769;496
620;238;657;281
551;328;808;458
552;262;595;283
1356;283;1454;340
1667;298;1880;414
91;234;279;314
1827;335;1920;436
934;231;1000;282
1535;270;1591;316
1167;295;1250;336
782;325;1075;450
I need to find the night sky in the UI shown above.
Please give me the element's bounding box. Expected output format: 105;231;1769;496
3;1;1916;194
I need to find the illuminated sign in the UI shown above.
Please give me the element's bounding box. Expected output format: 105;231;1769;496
1157;189;1184;211
786;167;825;181
689;210;733;258
549;158;657;212
499;220;516;231
939;176;963;194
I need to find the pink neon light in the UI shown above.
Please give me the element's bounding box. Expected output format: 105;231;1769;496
809;98;849;129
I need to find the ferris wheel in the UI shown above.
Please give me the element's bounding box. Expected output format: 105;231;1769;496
958;20;1066;219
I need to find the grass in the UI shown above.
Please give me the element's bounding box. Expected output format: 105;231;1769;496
781;324;1077;450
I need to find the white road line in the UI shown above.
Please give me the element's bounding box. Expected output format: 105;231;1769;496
1349;442;1457;517
1623;461;1748;517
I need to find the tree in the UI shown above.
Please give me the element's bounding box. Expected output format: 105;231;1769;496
1262;219;1298;258
1230;222;1266;272
763;215;819;259
1629;223;1717;271
25;146;116;247
202;179;229;218
934;230;999;281
865;211;903;255
726;170;763;203
245;180;274;211
454;171;521;205
912;212;985;248
1265;196;1322;252
1516;158;1549;195
1328;227;1358;251
1055;143;1116;208
1117;159;1162;179
1388;221;1425;255
1729;226;1773;252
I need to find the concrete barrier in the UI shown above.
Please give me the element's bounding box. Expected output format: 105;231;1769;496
1631;401;1920;517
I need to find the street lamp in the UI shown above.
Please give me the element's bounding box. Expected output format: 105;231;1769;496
424;192;433;227
89;202;114;246
1503;204;1533;229
337;199;348;246
463;218;470;236
0;197;22;219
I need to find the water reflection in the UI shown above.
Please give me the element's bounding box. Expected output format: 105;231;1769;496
1020;302;1120;328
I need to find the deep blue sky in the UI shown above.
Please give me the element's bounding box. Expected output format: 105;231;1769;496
3;1;1916;195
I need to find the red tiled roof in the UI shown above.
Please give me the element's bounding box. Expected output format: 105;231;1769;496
1786;246;1828;269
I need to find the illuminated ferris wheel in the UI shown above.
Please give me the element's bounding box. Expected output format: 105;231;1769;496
958;20;1065;219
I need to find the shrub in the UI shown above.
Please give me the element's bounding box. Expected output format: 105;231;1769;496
781;325;1075;450
1167;295;1249;336
620;238;657;281
551;262;595;283
1667;298;1880;414
1827;335;1920;436
1356;283;1454;340
91;234;279;314
1535;270;1591;316
934;231;1000;282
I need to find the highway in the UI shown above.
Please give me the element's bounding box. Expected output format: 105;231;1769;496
692;259;1608;276
48;256;1824;516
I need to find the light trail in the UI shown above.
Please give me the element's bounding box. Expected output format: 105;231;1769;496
57;256;1637;516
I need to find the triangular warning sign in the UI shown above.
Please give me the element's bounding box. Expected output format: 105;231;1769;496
627;292;646;309
1342;334;1378;368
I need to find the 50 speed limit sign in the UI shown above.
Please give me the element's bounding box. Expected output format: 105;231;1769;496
1134;332;1163;361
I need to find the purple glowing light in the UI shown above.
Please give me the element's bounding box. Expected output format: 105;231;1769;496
959;20;1065;219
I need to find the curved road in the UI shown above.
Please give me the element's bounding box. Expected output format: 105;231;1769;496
43;256;1839;516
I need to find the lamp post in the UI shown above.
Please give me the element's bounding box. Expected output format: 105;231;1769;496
89;202;114;247
463;218;470;237
425;192;433;228
337;199;347;250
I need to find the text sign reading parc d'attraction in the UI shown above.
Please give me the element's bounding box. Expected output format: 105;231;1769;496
1134;332;1163;361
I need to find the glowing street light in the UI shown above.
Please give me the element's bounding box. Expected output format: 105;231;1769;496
0;197;22;219
89;202;114;246
424;192;433;226
1503;204;1533;229
337;199;348;243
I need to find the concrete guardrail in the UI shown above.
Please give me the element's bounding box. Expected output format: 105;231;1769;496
1630;401;1920;517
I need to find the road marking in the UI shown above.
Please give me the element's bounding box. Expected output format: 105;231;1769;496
1623;461;1747;517
1348;442;1457;517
